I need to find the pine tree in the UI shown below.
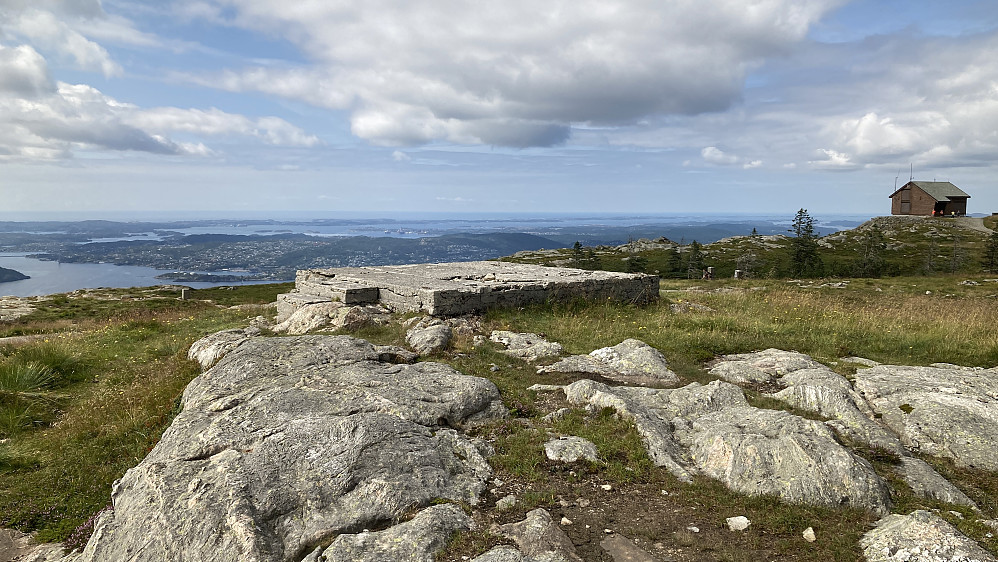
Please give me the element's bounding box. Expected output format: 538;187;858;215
684;240;705;279
788;209;822;278
855;225;885;277
570;241;583;268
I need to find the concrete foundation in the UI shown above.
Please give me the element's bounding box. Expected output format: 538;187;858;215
281;261;659;317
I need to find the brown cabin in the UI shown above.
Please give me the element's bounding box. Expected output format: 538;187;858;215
889;181;970;216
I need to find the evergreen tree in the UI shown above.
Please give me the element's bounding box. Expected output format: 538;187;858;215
684;240;705;279
788;208;822;278
570;241;583;268
625;255;648;273
664;247;681;278
984;231;998;273
582;248;601;270
855;225;885;277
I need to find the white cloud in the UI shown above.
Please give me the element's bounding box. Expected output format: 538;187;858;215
181;0;845;147
126;108;320;147
4;9;122;76
701;146;741;165
391;150;411;162
0;44;53;96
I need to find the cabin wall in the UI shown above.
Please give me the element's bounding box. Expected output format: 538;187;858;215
891;186;937;216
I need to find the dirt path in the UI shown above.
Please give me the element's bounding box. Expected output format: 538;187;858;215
959;217;995;234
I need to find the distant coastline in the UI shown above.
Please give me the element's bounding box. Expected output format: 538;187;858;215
0;266;29;283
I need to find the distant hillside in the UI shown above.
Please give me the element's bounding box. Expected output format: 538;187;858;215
0;266;29;283
502;215;997;279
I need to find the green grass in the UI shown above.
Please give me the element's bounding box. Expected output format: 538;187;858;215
0;284;281;543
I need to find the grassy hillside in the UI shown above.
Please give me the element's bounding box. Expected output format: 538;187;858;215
503;215;998;279
1;277;995;560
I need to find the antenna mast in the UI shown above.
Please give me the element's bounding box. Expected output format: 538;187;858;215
909;163;913;181
894;168;901;190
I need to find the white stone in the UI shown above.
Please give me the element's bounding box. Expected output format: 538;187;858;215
726;516;751;531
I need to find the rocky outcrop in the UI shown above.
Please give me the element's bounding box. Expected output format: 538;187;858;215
303;503;471;561
560;379;891;513
709;348;823;384
860;510;997;562
853;365;998;471
187;326;260;369
66;335;505;562
709;350;980;509
539;339;679;386
490;331;563;362
272;301;390;335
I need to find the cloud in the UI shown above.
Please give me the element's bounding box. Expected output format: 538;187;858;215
0;44;53;96
127;108;320;147
701;146;762;169
182;0;844;147
392;150;411;162
3;8;121;76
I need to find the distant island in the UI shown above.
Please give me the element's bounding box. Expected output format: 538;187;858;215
0;266;29;283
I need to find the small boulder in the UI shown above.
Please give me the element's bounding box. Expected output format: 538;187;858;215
726;516;751;531
539;339;679;386
406;318;453;355
544;436;599;463
709;348;822;384
498;509;583;562
600;534;658;561
490;331;564;362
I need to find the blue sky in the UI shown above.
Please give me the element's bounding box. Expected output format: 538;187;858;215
0;0;996;217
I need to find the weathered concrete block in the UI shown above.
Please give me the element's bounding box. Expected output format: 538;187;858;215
275;292;333;323
283;262;659;317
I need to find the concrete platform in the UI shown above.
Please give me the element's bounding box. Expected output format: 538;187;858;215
283;261;659;317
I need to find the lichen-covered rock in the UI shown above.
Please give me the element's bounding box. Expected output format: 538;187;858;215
895;458;977;509
539;339;679;386
498;509;583;562
490;331;563;362
307;503;471;561
544;436;598;463
68;335;504;562
564;379;891;513
853;365;998;471
272;302;390;335
709;348;823;384
860;510;996;562
676;406;891;514
406;318;453;355
187;327;261;369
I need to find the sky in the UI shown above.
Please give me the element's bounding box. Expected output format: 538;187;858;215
0;0;996;218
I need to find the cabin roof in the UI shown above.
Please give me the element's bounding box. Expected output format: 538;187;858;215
889;181;970;200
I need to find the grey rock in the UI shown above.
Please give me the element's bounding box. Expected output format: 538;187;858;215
600;534;658;562
542;408;571;423
896;457;977;509
539;339;679;386
469;546;528;562
273;301;391;335
677;407;891;514
853;365;998;470
709;348;823;384
842;356;881;367
314;503;471;562
860;510;996;562
771;367;906;455
564;379;892;513
187;327;261;369
544;436;599;463
0;528;64;562
496;494;518;512
499;509;583;562
564;379;747;482
69;335;504;562
490;331;564;362
726;516;751;531
406;318;453;355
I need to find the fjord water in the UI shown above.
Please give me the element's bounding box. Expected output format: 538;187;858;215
0;254;274;297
